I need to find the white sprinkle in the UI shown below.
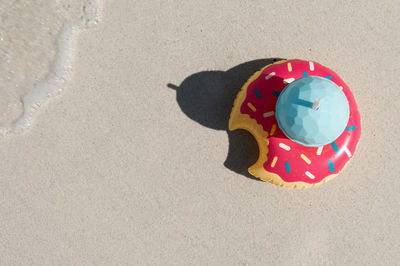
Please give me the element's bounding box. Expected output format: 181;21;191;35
283;78;295;84
316;146;323;155
279;143;291;151
305;171;315;179
263;111;275;118
309;61;315;71
265;72;275;80
343;146;352;158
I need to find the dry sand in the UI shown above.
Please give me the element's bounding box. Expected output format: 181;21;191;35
1;0;399;264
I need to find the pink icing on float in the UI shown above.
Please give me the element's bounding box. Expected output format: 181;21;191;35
239;59;361;184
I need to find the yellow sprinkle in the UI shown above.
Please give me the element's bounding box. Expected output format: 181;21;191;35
339;86;343;90
300;154;311;165
287;62;292;72
247;102;256;112
270;124;277;136
271;156;278;168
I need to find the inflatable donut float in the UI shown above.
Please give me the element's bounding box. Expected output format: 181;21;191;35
229;59;361;188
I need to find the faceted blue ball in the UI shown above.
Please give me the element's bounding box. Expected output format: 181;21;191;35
275;76;349;147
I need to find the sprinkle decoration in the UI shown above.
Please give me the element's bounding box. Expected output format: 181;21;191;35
247;102;256;112
300;154;311;165
316;146;324;156
331;142;339;153
287;63;292;72
263;111;274;118
279;143;291;151
271;156;278;168
284;78;295;84
254;88;262;99
328;160;335;173
305;171;315;179
285;161;291;173
265;72;275;80
309;61;314;71
270;124;277;136
343;146;352;158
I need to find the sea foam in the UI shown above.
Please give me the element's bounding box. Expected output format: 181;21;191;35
0;0;102;134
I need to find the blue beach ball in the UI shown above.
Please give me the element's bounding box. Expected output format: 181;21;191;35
275;76;350;147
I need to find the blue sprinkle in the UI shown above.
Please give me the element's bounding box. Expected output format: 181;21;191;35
272;91;280;96
303;71;308;77
328;160;335;173
285;161;291;173
346;125;356;131
331;142;339;153
254;88;262;99
325;75;332;80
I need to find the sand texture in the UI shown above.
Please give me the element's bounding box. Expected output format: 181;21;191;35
0;0;399;264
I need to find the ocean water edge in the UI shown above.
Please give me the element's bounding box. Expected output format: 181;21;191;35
0;0;102;134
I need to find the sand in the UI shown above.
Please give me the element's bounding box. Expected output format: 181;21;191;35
1;0;399;264
0;0;100;132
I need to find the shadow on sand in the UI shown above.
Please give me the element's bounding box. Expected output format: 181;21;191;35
168;58;283;180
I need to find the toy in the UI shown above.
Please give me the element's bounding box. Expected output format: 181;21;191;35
229;59;361;188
